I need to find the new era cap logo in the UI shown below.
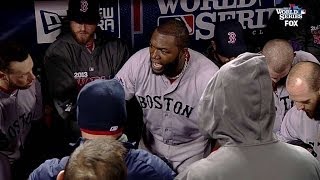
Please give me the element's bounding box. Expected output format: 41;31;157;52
158;14;195;35
40;10;64;34
80;0;89;12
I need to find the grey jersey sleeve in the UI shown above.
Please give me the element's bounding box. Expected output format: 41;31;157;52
115;50;143;100
277;107;300;142
33;80;43;121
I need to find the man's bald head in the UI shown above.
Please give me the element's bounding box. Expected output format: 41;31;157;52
262;39;294;73
287;61;320;91
286;61;320;119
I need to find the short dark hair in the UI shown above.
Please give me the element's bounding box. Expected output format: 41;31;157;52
0;41;29;71
64;138;127;180
156;19;189;48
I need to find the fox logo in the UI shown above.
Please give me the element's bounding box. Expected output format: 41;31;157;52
158;14;195;35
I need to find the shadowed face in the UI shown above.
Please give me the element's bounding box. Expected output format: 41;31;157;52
3;55;35;90
268;65;291;84
149;30;185;77
70;21;96;45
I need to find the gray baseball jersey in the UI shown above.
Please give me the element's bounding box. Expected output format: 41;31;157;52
116;47;219;172
273;50;319;132
278;107;320;161
0;80;42;163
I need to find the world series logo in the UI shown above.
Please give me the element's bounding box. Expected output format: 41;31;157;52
276;3;306;27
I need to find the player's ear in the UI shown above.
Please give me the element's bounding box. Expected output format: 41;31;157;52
56;170;65;180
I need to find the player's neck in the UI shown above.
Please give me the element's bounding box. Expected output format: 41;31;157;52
166;57;189;81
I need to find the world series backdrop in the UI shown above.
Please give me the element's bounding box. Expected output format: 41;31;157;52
0;0;281;67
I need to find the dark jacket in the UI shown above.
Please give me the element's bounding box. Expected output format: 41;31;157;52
28;142;176;180
44;33;130;120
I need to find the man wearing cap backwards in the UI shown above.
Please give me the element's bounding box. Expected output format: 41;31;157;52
29;79;176;180
43;0;130;145
176;53;320;180
205;19;247;68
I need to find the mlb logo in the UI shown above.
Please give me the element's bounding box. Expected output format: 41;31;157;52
157;14;195;35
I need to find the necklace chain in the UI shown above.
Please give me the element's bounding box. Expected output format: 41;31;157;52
167;59;189;80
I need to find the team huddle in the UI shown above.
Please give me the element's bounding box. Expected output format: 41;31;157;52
0;0;320;179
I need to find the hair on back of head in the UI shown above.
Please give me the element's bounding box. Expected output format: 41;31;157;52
0;41;29;71
64;138;127;180
262;39;294;73
287;61;320;91
156;18;189;48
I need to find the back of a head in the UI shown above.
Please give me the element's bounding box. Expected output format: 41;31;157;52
262;39;294;73
199;53;275;145
287;61;320;91
0;41;29;71
214;19;247;58
77;79;127;135
156;19;189;48
67;0;100;24
64;138;127;180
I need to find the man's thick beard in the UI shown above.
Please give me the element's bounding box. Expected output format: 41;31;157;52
152;57;180;77
72;31;93;45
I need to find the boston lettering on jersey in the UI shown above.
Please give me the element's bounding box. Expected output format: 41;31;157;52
137;95;194;118
7;111;34;139
308;140;320;158
280;95;294;112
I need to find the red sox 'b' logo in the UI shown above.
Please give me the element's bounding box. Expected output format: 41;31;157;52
80;0;89;13
227;32;237;44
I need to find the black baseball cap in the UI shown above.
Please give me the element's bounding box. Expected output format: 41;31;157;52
214;19;247;58
67;0;100;24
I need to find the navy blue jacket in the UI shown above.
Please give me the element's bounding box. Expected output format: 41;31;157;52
28;142;176;180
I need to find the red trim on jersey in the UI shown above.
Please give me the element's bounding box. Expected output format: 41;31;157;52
168;78;176;84
86;41;95;53
80;128;123;135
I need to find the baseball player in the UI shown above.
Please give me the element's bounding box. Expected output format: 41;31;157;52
262;39;319;133
44;0;130;143
206;19;247;68
0;42;42;176
116;19;219;173
278;61;320;161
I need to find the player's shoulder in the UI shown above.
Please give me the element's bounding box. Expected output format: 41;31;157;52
98;35;129;49
293;50;319;64
189;49;218;70
285;107;306;121
282;142;320;164
188;49;219;79
47;34;72;50
127;47;150;64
